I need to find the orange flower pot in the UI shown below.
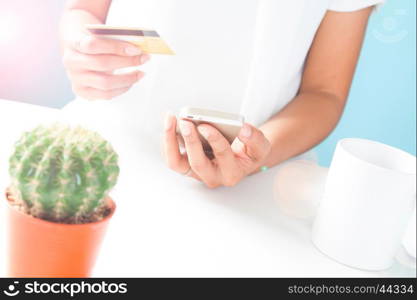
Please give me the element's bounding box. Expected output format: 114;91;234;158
6;193;116;278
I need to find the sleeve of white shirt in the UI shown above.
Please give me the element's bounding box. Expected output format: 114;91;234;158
328;0;385;12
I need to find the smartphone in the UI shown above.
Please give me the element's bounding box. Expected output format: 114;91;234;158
176;107;244;158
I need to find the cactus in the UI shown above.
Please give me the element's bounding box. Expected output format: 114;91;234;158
8;124;119;223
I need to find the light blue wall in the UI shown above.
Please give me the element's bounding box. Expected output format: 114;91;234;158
315;0;416;166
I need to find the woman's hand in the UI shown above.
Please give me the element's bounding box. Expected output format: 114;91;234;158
62;32;150;100
164;114;271;188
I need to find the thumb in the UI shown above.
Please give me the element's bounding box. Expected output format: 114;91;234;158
235;123;271;162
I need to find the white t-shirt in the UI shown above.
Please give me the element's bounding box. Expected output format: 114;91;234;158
66;0;383;142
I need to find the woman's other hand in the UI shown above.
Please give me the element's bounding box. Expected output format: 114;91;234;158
164;114;271;188
62;32;150;100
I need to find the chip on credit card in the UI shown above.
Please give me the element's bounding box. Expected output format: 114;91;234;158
86;24;175;55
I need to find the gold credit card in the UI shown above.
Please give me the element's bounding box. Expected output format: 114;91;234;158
86;24;175;55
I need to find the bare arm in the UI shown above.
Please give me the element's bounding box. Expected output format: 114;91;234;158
64;0;112;21
260;7;374;166
60;0;112;47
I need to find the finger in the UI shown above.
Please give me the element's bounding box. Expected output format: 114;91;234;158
63;49;147;72
163;114;202;182
231;138;251;160
197;125;241;186
72;85;132;100
179;120;218;186
237;123;271;162
71;35;143;56
164;113;190;173
71;70;143;91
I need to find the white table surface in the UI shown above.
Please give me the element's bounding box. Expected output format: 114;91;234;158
0;98;415;277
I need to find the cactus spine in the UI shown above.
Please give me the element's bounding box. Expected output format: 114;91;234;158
8;124;119;223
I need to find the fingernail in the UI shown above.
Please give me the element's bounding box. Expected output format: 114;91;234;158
125;46;141;56
232;139;245;153
140;54;150;64
240;124;252;138
165;113;174;131
179;121;192;137
198;126;210;139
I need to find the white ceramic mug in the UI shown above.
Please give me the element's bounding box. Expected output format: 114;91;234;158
312;138;416;271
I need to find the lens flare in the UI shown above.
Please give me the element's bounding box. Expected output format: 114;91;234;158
0;12;20;45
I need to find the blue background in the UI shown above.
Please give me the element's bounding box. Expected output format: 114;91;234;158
0;0;415;166
315;0;416;165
